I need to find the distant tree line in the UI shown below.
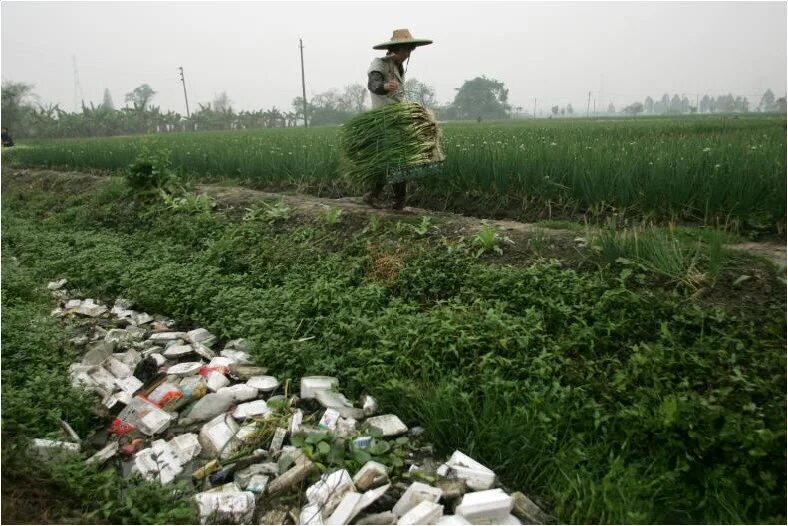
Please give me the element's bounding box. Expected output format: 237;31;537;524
620;90;786;116
5;77;783;139
2;74;519;139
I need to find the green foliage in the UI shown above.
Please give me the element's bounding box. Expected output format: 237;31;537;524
125;144;176;193
471;223;514;257
6;116;786;234
290;431;412;474
447;75;512;120
161;190;216;214
590;221;735;288
340;102;443;185
244;199;293;224
321;206;343;225
2;177;785;524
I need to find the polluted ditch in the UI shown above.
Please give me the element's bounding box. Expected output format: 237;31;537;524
35;278;551;525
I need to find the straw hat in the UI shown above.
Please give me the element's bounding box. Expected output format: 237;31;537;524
373;28;433;50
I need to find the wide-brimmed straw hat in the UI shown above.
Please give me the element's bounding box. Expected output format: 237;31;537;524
373;28;433;50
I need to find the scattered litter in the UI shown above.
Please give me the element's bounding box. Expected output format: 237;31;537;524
50;288;546;526
392;481;443;517
397;500;443;525
439;451;496;491
246;375;279;392
194;483;255;525
301;375;339;399
455;488;513;524
366;414;409;437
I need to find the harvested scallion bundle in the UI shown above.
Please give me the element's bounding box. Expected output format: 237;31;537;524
340;102;444;185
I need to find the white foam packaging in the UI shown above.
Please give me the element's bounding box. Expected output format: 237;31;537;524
455;489;513;525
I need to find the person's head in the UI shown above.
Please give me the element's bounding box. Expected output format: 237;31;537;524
373;29;432;62
386;44;416;63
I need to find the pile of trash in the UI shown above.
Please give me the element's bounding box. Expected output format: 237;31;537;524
37;279;551;525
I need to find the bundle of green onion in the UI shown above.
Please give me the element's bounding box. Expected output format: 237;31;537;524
340;102;444;185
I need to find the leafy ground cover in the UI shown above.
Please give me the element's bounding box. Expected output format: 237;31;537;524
4;114;786;235
1;172;785;523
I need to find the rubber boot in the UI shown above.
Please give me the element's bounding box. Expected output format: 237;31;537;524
392;182;407;210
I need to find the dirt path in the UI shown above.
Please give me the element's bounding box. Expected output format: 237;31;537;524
198;183;787;266
4;169;784;266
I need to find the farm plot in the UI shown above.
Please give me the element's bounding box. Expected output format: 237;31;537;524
5;115;786;234
1;170;785;524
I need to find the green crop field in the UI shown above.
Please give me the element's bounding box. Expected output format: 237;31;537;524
5;114;786;234
1;114;786;524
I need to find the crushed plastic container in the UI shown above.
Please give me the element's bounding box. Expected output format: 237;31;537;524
392;482;443;517
353;460;389;491
166;361;203;377
326;491;362;525
366;414;408;437
134;433;201;485
187;328;217;348
217;383;258;402
455;489;513;524
354;483;391;517
232;399;272;420
181;392;234;423
362;395;378;416
300;376;339;399
148;331;186;342
307;469;356;516
110;395;173;436
163;344;195;359
397;500;443;525
246;375;280;392
269;427;287;453
289;408;304;434
319;408;341;431
300;503;325;525
146;382;184;409
437;515;472;525
315;390;364;419
194;483;255;525
221;349;252;364
206;371;230;392
440;451;496;491
199;413;240;458
86;442;119;466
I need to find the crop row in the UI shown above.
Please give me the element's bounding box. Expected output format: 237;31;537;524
6;115;786;233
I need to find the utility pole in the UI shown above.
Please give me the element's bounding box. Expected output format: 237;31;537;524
72;55;84;112
593;99;596;116
179;67;191;119
299;38;308;127
587;91;591;118
533;97;537;120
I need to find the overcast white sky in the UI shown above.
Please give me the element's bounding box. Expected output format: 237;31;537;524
2;1;786;115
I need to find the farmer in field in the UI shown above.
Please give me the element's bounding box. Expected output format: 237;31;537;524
363;28;433;209
2;127;15;147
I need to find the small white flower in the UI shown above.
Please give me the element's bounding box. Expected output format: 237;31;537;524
550;142;557;146
702;147;711;152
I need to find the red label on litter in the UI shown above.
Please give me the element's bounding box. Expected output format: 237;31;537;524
199;366;227;377
108;418;135;435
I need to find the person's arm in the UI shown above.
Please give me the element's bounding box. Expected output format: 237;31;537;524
367;71;388;95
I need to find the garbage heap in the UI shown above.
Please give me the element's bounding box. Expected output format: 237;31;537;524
36;279;551;525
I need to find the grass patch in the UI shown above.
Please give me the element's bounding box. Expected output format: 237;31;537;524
1;174;785;523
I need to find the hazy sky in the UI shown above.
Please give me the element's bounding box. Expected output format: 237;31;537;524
2;1;786;115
